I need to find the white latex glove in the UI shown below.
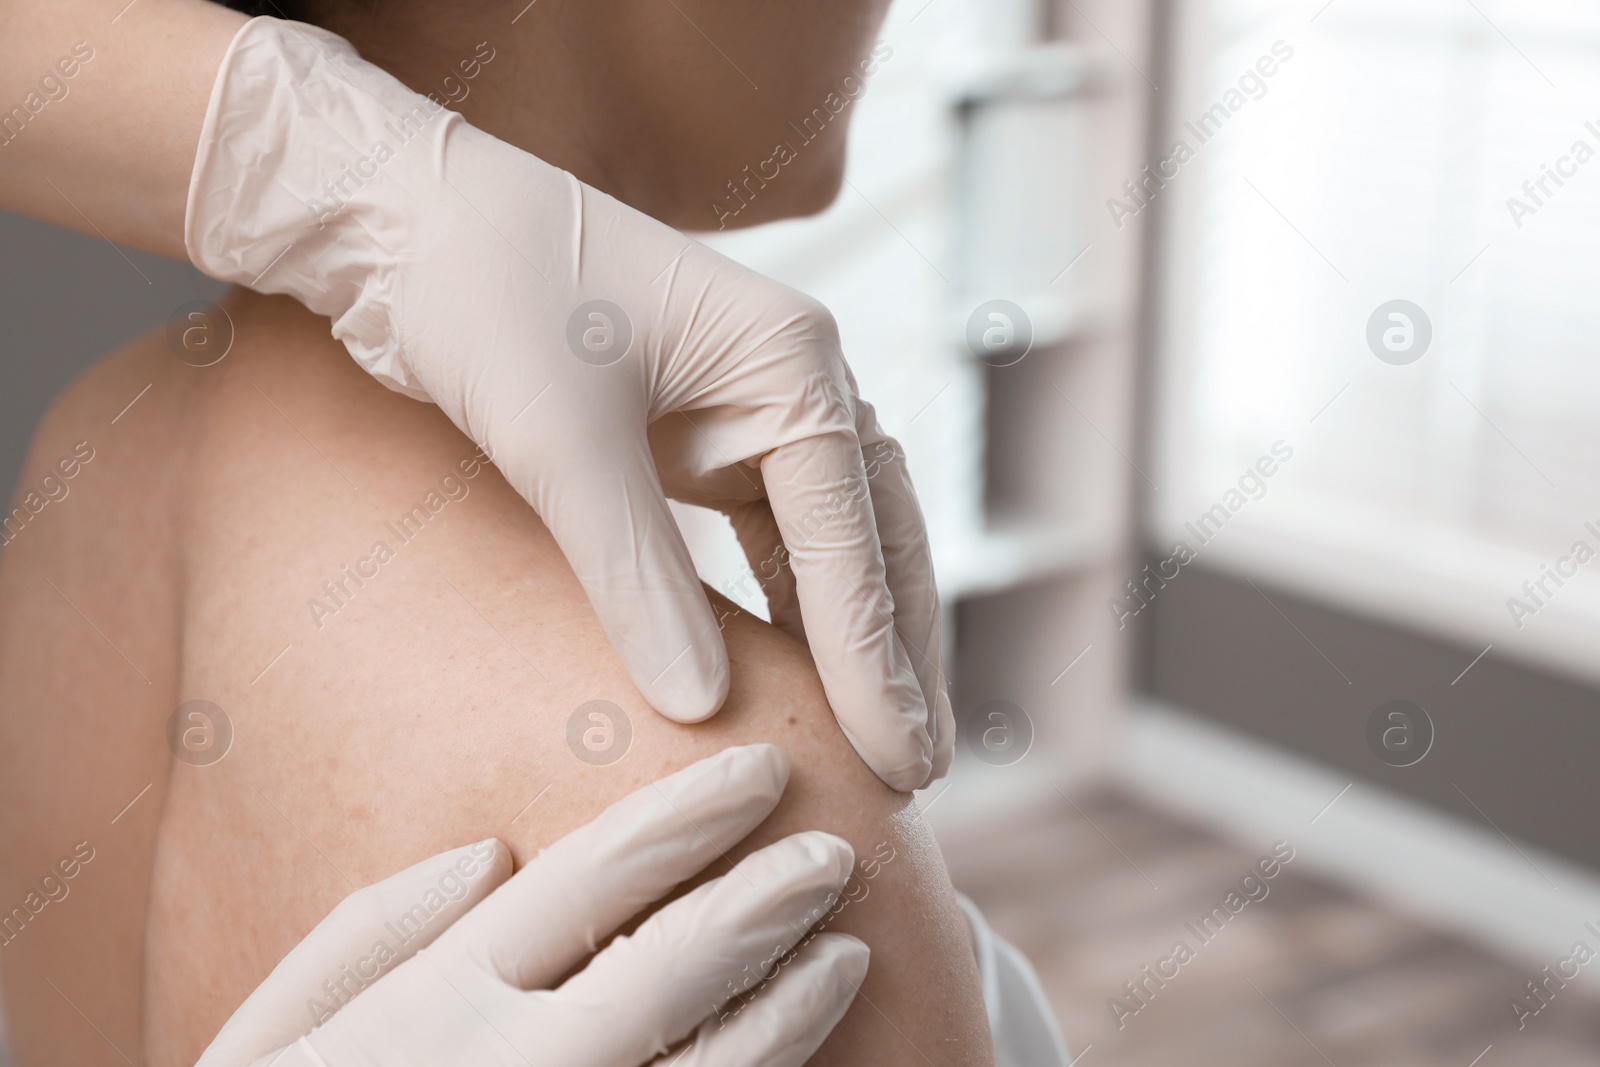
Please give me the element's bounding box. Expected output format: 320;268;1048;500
198;745;869;1067
185;17;953;790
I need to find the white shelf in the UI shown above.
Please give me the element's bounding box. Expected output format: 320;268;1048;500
946;288;1101;357
935;518;1116;600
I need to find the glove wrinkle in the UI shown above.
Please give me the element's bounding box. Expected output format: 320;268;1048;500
187;14;948;785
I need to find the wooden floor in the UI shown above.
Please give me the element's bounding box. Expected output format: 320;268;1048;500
941;787;1600;1067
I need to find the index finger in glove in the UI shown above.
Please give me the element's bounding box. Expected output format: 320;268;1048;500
761;431;933;791
522;413;730;725
526;831;856;1067
197;838;511;1066
434;744;790;990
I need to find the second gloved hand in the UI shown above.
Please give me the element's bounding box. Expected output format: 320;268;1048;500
185;17;952;789
197;745;868;1067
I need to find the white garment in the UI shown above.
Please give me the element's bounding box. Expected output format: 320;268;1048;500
958;894;1074;1067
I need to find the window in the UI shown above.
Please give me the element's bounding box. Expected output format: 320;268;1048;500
1152;0;1600;680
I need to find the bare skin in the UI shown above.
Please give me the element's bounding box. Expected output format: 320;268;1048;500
0;0;241;255
1;2;990;1063
0;290;992;1066
0;0;867;251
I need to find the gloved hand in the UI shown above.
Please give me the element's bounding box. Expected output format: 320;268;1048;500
197;745;869;1067
185;17;952;790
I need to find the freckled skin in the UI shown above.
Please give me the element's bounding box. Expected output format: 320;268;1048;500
0;291;993;1067
1;4;959;1058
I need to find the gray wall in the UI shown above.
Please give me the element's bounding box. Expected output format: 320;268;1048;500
0;210;224;507
1133;559;1600;871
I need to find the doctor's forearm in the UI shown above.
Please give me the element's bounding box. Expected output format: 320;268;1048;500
0;0;244;258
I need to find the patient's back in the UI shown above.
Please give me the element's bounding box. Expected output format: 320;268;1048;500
0;289;991;1067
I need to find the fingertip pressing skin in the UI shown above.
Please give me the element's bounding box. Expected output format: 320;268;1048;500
561;481;732;726
852;717;934;794
755;436;935;792
566;529;731;726
370;838;512;907
638;624;731;724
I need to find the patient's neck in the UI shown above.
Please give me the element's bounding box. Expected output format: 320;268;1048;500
324;4;681;225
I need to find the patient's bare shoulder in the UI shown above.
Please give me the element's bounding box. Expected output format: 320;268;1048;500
7;289;991;1066
0;329;193;1065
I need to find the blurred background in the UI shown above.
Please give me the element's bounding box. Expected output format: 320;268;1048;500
6;0;1600;1061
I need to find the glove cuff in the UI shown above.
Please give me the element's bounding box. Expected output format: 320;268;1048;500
185;16;452;397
